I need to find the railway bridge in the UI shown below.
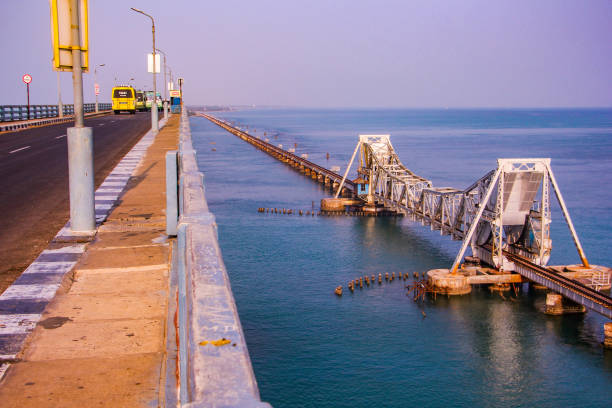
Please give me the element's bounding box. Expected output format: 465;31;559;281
335;134;612;319
201;113;357;196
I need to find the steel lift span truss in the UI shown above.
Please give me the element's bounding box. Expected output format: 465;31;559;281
336;135;593;278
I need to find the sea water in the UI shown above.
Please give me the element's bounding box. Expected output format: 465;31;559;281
191;109;612;407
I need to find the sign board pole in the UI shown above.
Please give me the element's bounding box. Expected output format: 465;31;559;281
178;77;184;109
26;83;31;120
23;74;32;119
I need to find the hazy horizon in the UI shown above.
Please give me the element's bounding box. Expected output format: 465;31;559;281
1;0;611;108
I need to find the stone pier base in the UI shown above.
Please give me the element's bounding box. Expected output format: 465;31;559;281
427;269;471;295
545;293;586;315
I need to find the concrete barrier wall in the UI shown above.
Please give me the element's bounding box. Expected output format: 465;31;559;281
177;109;271;407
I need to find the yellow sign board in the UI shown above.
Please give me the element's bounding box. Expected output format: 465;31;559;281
170;90;181;98
49;0;89;72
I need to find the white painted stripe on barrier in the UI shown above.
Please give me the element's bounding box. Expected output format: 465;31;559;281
0;314;40;334
0;363;9;380
100;182;126;187
23;262;76;274
95;195;119;200
42;245;85;254
0;284;60;301
94;203;113;210
96;188;123;193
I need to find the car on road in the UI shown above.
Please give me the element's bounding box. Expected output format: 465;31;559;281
112;86;136;114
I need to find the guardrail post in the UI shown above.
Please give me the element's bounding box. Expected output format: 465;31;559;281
166;151;178;236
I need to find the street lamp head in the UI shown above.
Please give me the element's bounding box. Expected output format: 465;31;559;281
99;63;106;67
130;7;154;24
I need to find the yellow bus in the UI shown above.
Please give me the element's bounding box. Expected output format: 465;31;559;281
111;86;136;114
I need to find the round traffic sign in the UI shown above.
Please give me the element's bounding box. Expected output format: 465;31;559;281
22;74;32;84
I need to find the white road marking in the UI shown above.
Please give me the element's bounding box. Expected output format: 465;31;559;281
55;134;66;139
9;146;31;154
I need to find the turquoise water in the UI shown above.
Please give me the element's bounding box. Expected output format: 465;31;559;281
191;109;612;407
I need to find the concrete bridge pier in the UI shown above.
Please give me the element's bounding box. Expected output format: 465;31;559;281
545;293;586;315
604;322;612;349
426;269;472;295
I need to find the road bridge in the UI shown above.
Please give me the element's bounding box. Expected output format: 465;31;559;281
0;112;152;294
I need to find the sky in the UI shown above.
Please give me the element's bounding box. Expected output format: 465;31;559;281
0;0;611;108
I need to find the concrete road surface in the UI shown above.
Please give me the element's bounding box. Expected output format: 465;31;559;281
0;112;152;294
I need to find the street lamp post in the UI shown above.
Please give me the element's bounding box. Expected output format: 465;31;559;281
155;48;168;119
67;0;95;233
94;63;105;113
130;7;158;133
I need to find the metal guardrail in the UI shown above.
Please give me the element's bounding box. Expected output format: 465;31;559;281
0;103;112;122
167;108;271;407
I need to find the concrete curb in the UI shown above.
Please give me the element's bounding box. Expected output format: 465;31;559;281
0;118;168;368
177;110;271;407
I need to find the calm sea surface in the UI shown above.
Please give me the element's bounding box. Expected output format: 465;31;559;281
190;109;612;407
